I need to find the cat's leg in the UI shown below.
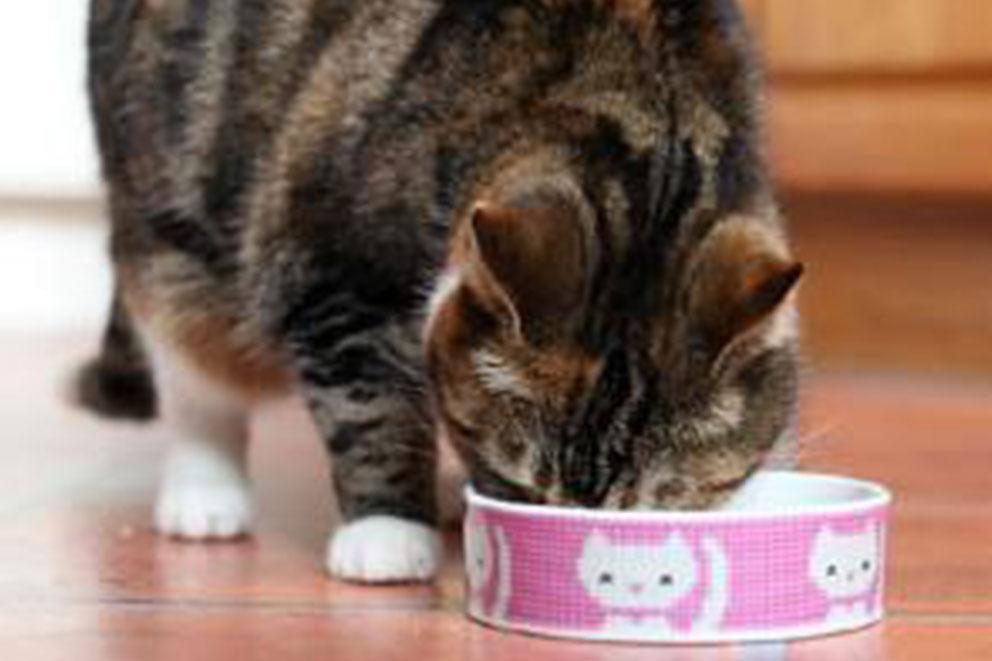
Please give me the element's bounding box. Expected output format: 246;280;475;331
292;321;441;583
145;333;253;540
437;429;468;526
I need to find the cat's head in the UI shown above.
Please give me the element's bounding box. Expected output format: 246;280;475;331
578;530;698;609
809;525;880;599
425;150;802;510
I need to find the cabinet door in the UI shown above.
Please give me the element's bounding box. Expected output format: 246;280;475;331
769;83;992;192
761;0;992;73
752;0;992;193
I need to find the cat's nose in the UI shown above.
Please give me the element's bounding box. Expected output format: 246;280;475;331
847;572;856;582
629;583;645;594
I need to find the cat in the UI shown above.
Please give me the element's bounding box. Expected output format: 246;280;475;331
464;513;512;620
578;530;728;634
808;524;881;623
78;0;801;583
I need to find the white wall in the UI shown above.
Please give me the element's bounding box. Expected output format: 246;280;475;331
0;3;101;198
0;5;109;333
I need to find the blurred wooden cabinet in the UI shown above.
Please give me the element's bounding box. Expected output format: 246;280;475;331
758;0;992;73
742;0;992;193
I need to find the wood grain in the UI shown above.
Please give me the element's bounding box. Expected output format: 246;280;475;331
1;331;992;659
737;0;763;33
761;0;992;74
788;191;992;377
768;81;992;193
744;0;992;193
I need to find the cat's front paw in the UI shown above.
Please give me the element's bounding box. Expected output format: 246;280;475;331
327;516;442;583
154;481;253;540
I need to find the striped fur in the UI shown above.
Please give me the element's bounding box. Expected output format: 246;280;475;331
82;0;801;532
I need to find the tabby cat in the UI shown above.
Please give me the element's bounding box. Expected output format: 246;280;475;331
78;0;802;583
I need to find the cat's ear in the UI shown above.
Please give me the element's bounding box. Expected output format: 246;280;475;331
579;530;611;583
688;216;803;356
665;532;694;558
810;527;831;560
583;530;612;555
815;526;837;546
459;200;588;340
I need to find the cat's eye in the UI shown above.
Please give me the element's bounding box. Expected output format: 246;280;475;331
826;564;838;577
659;574;674;586
862;560;872;571
598;572;613;585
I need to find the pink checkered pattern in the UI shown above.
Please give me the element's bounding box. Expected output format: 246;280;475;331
464;499;889;643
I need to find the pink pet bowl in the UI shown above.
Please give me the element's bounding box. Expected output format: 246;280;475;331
464;471;890;644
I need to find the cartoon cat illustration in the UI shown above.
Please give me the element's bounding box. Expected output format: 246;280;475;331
464;513;511;620
808;523;881;623
577;530;729;635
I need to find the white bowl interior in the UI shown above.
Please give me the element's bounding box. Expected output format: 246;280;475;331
718;471;884;511
467;471;890;520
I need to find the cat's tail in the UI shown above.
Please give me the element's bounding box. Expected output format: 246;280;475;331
71;293;157;421
695;536;730;631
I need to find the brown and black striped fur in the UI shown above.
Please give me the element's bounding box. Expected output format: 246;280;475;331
82;0;801;524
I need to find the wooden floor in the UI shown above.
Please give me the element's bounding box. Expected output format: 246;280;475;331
788;191;992;378
2;191;991;660
0;331;990;661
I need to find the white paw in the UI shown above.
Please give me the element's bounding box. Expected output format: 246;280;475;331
154;481;253;540
327;516;442;583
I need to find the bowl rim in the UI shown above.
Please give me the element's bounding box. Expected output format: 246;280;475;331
468;606;884;644
464;470;891;522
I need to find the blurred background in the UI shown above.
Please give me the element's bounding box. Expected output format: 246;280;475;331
745;0;992;379
2;1;989;378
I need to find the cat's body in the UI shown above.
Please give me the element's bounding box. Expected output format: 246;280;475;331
81;0;801;582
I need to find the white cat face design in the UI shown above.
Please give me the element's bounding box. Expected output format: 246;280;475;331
809;524;880;599
464;515;493;589
578;530;699;609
